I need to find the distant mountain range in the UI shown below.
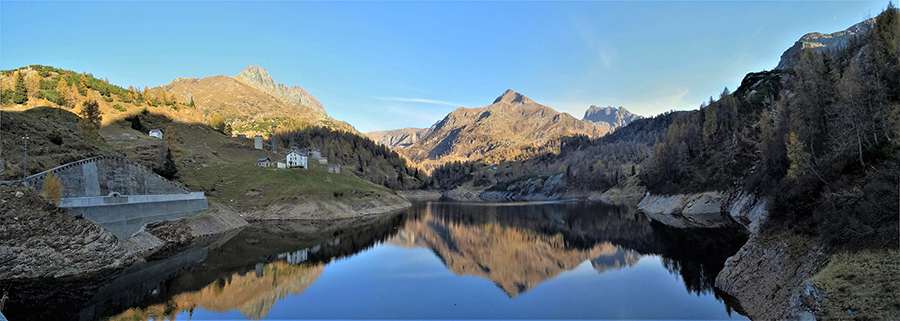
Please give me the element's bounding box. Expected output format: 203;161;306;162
367;93;644;169
367;89;606;169
581;105;642;133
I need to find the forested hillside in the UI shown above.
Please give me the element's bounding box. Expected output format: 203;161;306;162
276;126;427;190
429;5;899;248
429;111;680;191
642;6;899;247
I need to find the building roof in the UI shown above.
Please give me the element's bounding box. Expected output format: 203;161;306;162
257;157;270;162
149;129;162;133
287;151;307;157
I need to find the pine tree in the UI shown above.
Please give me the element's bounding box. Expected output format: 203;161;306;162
131;115;143;131
13;71;27;104
786;132;811;181
78;100;102;140
164;124;179;153
56;77;68;93
154;148;178;179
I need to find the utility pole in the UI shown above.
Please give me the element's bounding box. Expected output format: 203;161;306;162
22;134;29;182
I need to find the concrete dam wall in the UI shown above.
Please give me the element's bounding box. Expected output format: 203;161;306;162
24;155;208;239
25;155;190;197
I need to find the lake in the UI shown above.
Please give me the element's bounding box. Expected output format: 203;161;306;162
4;201;750;320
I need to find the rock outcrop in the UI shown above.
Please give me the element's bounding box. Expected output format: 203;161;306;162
366;127;428;148
582;106;642;133
715;233;828;320
234;65;327;116
775;19;875;70
0;186;134;279
636;192;735;228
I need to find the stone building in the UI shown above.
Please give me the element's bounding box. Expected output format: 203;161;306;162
254;135;264;149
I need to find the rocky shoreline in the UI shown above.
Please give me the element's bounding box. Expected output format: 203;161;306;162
636;190;829;321
0;185;411;281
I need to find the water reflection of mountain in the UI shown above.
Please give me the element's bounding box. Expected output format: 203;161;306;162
389;202;746;299
18;201;747;321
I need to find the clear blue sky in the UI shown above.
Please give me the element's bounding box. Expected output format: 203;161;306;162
1;1;887;132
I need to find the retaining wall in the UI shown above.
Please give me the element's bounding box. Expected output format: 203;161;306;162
24;155;189;197
61;192;208;239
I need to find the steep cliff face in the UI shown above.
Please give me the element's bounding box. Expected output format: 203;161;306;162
581;106;642;133
775;19;875;70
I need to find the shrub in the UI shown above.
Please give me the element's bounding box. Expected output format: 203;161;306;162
48;132;63;145
112;104;126;112
103;96;114;102
43;171;62;206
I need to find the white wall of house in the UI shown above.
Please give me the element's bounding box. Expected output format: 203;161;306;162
287;152;308;169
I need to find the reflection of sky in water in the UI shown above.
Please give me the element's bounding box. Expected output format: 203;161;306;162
178;244;746;320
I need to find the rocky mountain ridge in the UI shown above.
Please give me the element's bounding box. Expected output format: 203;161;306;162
159;65;357;136
582;105;642;132
775;18;875;70
366;127;428;148
234;65;327;116
384;89;606;169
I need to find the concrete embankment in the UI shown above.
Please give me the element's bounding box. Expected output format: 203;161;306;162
61;193;209;239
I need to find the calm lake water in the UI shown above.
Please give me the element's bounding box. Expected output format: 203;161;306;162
4;201;750;320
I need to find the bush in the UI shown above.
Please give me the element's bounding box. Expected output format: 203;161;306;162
0;88;13;105
112;104;126;112
48;132;63;145
103;96;114;102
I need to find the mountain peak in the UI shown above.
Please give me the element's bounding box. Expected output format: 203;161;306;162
493;89;533;105
582;105;641;132
233;65;327;116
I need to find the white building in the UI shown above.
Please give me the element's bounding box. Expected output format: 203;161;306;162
276;162;286;169
287;151;307;169
256;157;271;167
149;129;162;138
